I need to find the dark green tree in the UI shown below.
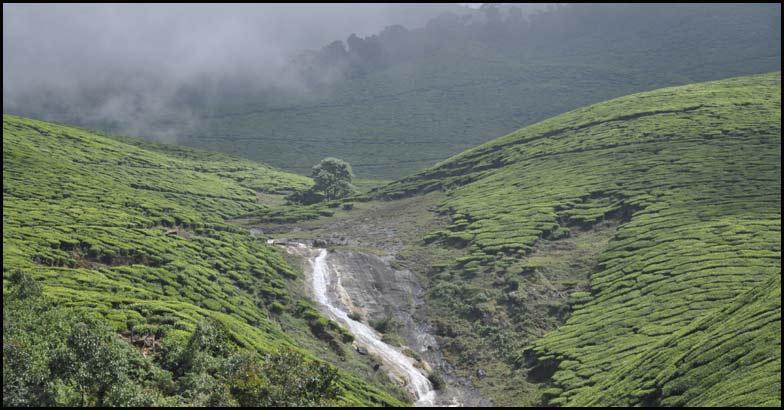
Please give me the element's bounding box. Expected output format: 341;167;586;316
8;269;42;300
227;349;339;407
3;274;343;407
3;272;149;407
311;157;359;201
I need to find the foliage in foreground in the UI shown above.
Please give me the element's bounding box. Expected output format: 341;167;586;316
3;271;340;407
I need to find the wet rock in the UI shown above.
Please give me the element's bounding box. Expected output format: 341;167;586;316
356;346;369;355
303;246;492;406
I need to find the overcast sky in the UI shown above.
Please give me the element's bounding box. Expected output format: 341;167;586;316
3;3;474;100
2;3;478;138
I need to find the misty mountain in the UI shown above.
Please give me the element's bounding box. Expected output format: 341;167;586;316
3;3;781;180
3;3;491;139
187;3;781;179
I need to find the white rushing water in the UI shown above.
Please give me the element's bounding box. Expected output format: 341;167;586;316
309;248;436;406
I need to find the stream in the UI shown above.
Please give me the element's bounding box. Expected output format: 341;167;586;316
283;242;437;406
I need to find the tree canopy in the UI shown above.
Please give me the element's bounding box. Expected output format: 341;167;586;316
3;271;342;407
310;157;358;202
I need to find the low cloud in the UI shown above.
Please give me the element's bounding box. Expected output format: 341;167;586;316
3;3;474;141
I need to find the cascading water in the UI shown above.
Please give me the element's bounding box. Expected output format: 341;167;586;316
307;247;436;406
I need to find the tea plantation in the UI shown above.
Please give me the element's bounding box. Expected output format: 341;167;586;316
378;72;781;405
2;115;404;406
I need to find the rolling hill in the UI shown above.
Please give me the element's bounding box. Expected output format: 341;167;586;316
375;72;781;405
3;51;781;410
5;4;781;408
2;115;407;406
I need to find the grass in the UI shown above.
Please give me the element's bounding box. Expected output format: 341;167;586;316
2;114;406;406
375;72;781;406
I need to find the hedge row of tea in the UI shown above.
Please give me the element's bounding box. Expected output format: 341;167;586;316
2;115;402;406
379;72;781;405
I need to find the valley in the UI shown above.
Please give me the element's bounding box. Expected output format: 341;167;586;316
3;4;781;408
4;70;780;407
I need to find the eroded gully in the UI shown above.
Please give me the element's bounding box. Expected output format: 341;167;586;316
282;242;437;406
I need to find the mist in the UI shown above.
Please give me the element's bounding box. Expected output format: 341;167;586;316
3;3;475;141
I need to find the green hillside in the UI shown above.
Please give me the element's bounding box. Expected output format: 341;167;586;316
2;115;405;406
376;72;781;405
181;4;780;179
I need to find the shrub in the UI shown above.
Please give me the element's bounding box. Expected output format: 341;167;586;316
369;314;397;333
428;370;446;390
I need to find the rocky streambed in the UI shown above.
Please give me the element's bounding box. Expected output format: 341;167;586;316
276;240;490;407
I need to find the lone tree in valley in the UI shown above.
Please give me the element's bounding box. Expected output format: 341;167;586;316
310;157;358;201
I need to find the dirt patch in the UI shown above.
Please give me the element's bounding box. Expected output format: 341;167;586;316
252;191;450;256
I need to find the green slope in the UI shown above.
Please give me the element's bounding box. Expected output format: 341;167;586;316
183;4;780;180
2;115;404;406
377;72;781;405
